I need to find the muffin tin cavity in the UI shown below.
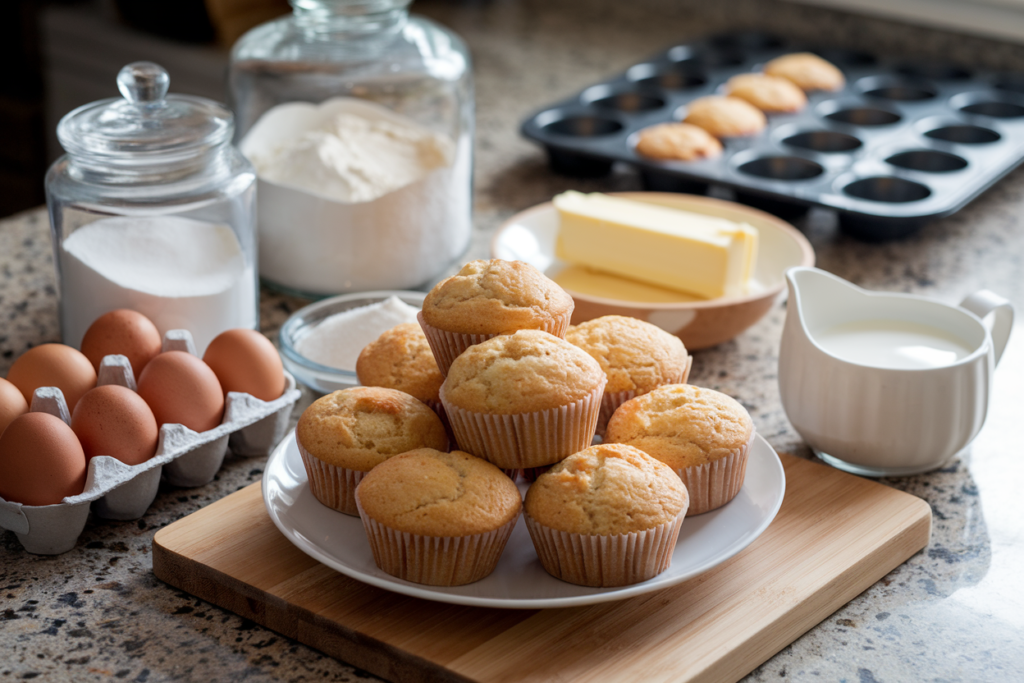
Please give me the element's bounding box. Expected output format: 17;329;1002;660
924;124;1001;144
994;75;1024;94
859;77;938;102
896;64;972;81
628;63;708;91
520;32;1024;240
823;105;902;126
844;176;932;203
738;156;824;180
784;130;863;153
709;32;786;50
962;101;1024;118
668;45;747;69
538;109;624;137
583;85;667;113
813;48;877;68
952;92;1024;119
886;150;968;173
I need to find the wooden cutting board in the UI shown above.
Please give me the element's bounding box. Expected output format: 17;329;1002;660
152;453;931;683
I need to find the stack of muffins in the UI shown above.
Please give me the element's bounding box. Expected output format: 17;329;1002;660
295;258;756;588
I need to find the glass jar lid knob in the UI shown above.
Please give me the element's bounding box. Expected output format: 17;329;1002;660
117;62;170;107
56;60;233;159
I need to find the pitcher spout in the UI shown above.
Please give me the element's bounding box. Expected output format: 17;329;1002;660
785;267;868;337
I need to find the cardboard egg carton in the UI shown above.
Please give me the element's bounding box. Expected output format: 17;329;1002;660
0;330;301;555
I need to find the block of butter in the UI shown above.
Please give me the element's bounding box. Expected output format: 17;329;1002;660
553;191;759;299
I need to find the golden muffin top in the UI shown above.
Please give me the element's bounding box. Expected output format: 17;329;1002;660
421;259;574;335
356;323;443;405
725;73;808;113
441;329;606;414
764;52;845;92
683;95;768;138
604;384;754;470
297;386;448;471
356;448;522;536
565;315;689;394
525;443;688;535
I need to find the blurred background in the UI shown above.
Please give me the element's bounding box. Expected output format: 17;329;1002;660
1;0;293;218
6;0;1024;218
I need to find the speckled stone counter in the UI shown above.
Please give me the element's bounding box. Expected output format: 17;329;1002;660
3;0;1024;680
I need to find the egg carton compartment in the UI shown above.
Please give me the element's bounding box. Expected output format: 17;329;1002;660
0;330;301;555
520;32;1024;240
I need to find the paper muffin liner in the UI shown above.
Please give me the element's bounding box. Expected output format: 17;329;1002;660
524;504;688;587
418;310;572;377
297;438;366;517
424;397;456;446
356;493;521;586
425;397;444;417
597;389;639;438
441;380;605;470
596;355;693;437
675;432;753;515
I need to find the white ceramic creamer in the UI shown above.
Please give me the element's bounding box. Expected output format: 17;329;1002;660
778;267;1013;477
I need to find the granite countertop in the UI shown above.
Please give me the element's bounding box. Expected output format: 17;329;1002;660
3;0;1024;680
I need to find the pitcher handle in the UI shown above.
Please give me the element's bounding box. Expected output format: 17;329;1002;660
960;290;1014;366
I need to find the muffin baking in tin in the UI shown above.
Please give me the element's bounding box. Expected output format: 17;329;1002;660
520;31;1024;240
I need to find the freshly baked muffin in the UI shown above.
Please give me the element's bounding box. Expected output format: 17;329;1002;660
440;329;606;469
605;384;754;515
682;95;768;138
725;73;807;113
764;52;845;92
357;323;444;412
355;448;522;586
524;443;689;587
419;259;575;376
296;386;448;515
634;122;723;161
565;316;692;434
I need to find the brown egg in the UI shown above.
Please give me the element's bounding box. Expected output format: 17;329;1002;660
7;344;97;411
80;309;162;379
203;329;286;402
137;351;224;433
0;412;87;506
0;377;28;436
71;385;159;466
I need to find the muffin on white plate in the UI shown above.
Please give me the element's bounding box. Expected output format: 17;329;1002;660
565;315;691;434
296;386;448;515
524;443;689;587
605;384;754;515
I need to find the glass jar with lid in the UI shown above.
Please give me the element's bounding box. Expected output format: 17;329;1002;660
46;62;258;356
229;0;473;298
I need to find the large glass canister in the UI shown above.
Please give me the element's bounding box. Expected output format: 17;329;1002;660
228;0;473;298
46;62;258;355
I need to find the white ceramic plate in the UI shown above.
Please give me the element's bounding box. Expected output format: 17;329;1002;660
263;433;786;609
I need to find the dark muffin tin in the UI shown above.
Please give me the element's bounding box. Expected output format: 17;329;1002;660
520;32;1024;240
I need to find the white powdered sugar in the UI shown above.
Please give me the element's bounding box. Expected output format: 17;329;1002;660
296;296;421;371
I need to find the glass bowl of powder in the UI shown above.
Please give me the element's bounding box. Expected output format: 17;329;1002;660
279;291;426;394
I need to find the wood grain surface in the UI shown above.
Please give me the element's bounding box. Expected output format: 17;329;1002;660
152;453;931;683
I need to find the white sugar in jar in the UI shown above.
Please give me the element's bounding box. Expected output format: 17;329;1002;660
59;216;257;354
46;62;258;353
